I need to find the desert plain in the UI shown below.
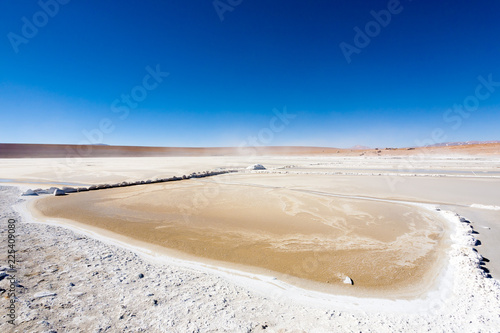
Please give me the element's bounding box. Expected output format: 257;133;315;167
1;143;500;332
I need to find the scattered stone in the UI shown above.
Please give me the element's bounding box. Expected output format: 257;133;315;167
53;189;65;196
62;187;77;193
247;164;266;170
22;189;38;196
138;273;144;279
33;291;57;299
343;276;353;285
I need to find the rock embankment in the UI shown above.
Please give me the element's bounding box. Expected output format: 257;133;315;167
21;169;238;197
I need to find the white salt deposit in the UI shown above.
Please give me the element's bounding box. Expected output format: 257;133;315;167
2;152;500;332
8;193;499;332
246;164;266;170
343;276;353;285
21;189;38;196
470;204;500;210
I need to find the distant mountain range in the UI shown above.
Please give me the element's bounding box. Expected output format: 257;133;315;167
350;145;371;150
423;140;500;147
351;141;500;150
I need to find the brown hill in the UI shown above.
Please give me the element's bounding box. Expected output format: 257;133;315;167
0;142;499;158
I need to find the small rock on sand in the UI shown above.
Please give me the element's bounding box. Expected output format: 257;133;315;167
33;291;57;299
53;189;65;196
62;187;77;193
343;276;353;285
247;164;266;170
22;189;38;196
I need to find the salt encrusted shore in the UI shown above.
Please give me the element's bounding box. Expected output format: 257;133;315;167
20;169;238;197
1;186;500;332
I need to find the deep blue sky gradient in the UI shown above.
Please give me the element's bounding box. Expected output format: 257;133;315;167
1;0;499;147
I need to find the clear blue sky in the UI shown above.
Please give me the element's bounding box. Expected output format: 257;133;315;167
1;0;499;148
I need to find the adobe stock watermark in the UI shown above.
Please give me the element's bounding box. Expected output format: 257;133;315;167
77;64;169;150
109;64;170;122
237;106;296;155
442;74;500;130
52;64;169;175
213;0;243;21
177;106;296;224
339;0;404;64
384;73;500;191
7;0;71;54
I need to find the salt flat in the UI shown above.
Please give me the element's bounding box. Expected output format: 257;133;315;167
1;151;500;332
33;175;449;297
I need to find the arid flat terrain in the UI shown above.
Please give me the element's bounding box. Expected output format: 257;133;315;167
1;144;500;332
33;175;449;296
1;142;499;158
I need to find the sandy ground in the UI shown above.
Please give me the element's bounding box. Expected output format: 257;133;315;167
1;154;500;331
33;175;449;297
0;148;499;185
1;186;500;332
1;142;500;158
